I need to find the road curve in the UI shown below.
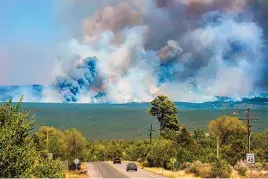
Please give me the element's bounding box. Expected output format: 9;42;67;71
88;162;128;178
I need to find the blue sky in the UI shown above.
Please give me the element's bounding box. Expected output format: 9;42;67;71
0;0;65;85
0;0;57;43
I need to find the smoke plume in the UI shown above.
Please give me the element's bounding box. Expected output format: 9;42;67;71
1;0;268;103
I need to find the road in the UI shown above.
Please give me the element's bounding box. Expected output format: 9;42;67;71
87;162;127;178
107;161;166;178
87;161;167;178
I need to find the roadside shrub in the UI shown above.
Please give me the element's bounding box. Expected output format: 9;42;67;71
203;152;218;163
210;158;232;178
265;151;268;162
237;167;248;176
198;163;212;178
176;147;195;164
141;161;149;167
31;158;65;178
234;160;247;170
263;163;268;170
254;162;263;171
189;161;202;175
234;160;248;176
183;161;212;178
180;162;191;170
166;162;173;170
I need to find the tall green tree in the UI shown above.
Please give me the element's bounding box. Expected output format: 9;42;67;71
0;98;37;177
63;128;87;163
0;97;65;178
148;95;180;137
251;130;268;162
149;139;175;169
252;130;268;151
208;115;247;158
33;126;67;159
175;126;197;149
221;139;247;165
193;129;206;141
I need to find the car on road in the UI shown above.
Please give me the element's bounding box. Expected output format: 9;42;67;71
113;157;121;164
126;163;137;171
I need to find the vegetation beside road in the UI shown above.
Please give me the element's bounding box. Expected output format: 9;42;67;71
1;95;268;178
65;162;88;178
32;95;268;178
0;97;65;178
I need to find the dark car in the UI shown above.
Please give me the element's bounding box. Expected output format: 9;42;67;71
113;157;121;164
126;163;137;171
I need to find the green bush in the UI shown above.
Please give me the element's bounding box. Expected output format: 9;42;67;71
30;158;65;178
254;162;263;171
237;167;247;176
166;162;173;170
210;158;232;178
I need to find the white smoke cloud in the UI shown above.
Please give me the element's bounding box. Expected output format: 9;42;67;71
183;15;264;100
1;0;267;103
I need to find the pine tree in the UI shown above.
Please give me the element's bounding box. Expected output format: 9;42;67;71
148;95;180;135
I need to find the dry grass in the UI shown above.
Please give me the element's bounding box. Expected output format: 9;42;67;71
143;167;199;178
142;166;268;178
65;162;89;178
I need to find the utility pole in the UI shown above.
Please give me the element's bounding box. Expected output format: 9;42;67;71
148;124;155;144
237;108;258;178
239;108;258;153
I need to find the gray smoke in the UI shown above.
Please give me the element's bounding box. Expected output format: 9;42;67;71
1;0;268;103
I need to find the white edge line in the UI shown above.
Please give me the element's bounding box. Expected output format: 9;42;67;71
94;163;103;179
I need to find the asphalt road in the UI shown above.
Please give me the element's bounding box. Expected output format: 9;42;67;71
87;161;166;178
107;161;166;178
88;162;128;178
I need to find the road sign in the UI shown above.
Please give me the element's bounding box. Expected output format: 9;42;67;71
170;157;177;164
74;158;80;165
246;153;255;164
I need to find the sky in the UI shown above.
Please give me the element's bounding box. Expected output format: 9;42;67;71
0;0;62;85
1;0;268;103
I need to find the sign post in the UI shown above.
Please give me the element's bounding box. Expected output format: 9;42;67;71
74;158;80;171
246;153;255;177
170;157;177;177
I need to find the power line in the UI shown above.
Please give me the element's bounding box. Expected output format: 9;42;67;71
239;108;258;153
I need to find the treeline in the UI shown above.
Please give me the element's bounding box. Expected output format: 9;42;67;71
1;96;268;178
